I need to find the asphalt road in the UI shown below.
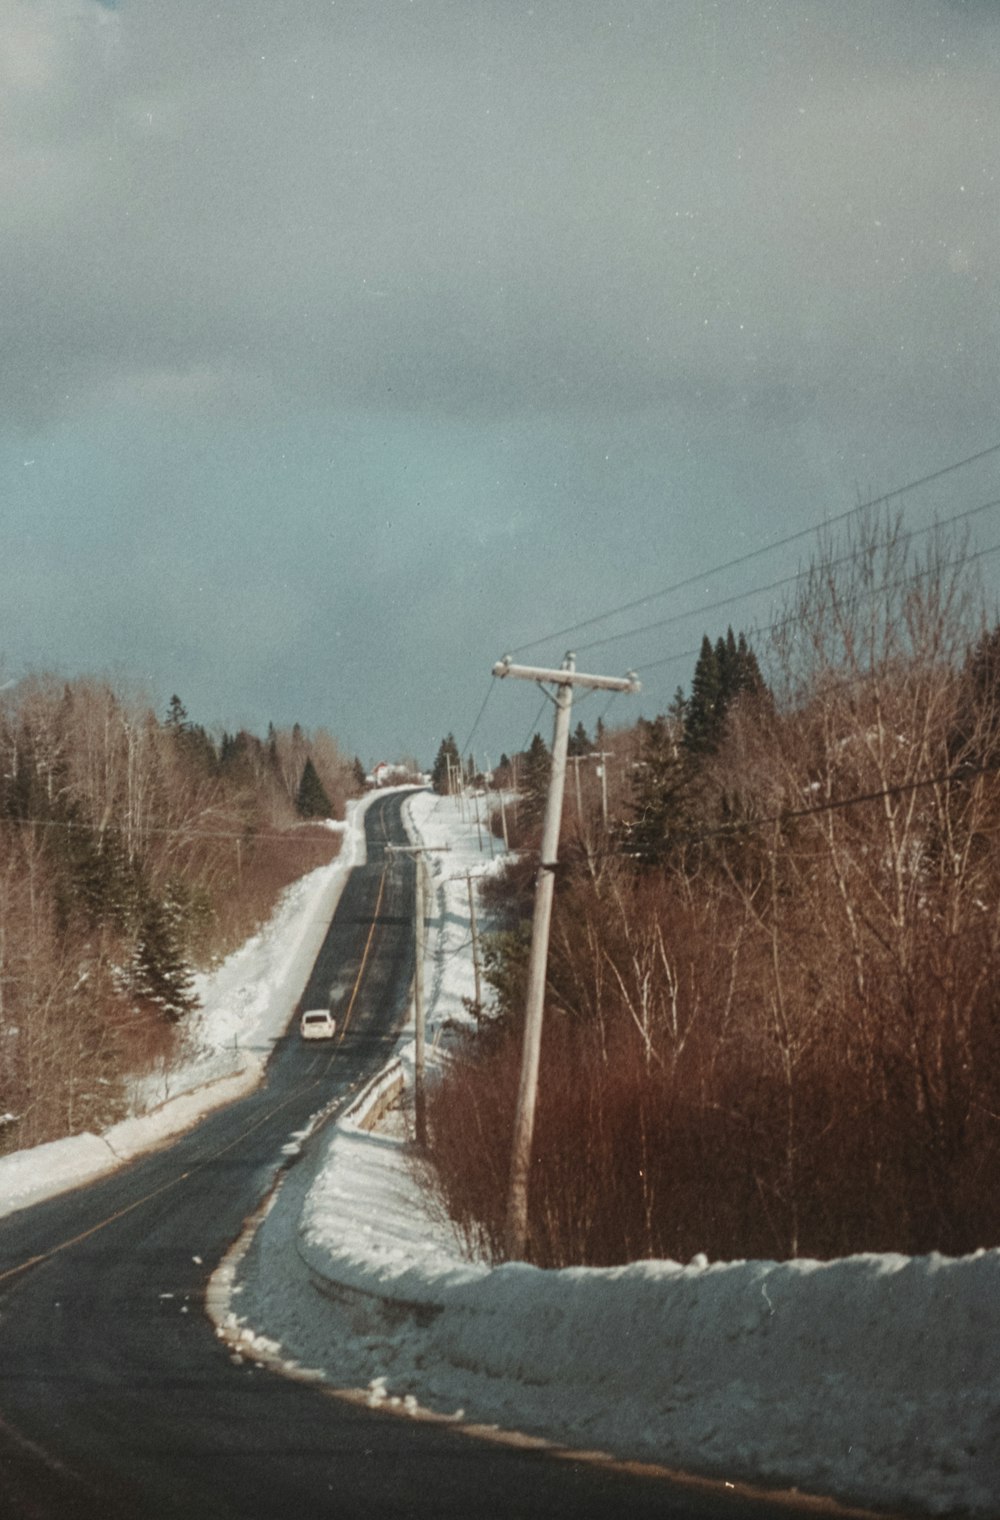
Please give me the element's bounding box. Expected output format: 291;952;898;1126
0;792;804;1520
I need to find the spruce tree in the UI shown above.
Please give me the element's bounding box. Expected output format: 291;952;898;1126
568;720;593;757
431;734;461;795
132;889;198;1023
521;732;551;821
295;757;332;818
683;629;768;757
627;714;692;864
684;636;724;754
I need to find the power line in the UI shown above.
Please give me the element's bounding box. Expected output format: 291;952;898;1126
505;439;1000;659
635;536;1000;683
518;692;551;755
577;503;1000;660
590;756;996;859
0;815;341;844
667;760;998;850
458;677;497;763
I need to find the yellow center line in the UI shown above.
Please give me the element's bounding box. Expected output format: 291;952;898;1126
1;856;395;1289
333;863;388;1044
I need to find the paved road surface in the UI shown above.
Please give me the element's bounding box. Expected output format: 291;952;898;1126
0;792;802;1519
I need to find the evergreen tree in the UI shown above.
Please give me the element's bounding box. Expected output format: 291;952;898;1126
954;623;1000;766
431;734;461;795
165;694;188;730
352;756;367;790
684;636;724;754
131;888;198;1023
521;732;551;821
295;757;332;818
568;720;593;757
683;629;767;756
627;714;693;864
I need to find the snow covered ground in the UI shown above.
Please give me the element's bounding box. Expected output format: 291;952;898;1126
0;801;371;1218
228;791;1000;1519
4;788;1000;1515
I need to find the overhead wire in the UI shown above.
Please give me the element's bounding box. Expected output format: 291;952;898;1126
504;439;1000;659
0;815;342;843
635;537;1000;682
577;499;1000;660
458;676;497;765
627;759;1000;856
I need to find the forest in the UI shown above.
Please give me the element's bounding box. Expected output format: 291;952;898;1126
426;513;1000;1266
0;678;362;1155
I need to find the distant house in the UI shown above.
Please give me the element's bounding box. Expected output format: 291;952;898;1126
368;760;426;789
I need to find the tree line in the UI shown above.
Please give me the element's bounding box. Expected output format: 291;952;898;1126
425;512;1000;1266
0;677;363;1155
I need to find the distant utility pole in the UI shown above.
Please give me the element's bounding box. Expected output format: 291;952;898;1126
485;754;509;852
448;870;485;1014
492;653;640;1261
387;842;450;1146
590;750;614;832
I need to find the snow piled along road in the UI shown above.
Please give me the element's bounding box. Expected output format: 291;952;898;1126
3;788;999;1515
230;791;1000;1518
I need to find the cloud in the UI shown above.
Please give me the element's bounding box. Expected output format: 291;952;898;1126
3;1;1000;756
2;0;998;435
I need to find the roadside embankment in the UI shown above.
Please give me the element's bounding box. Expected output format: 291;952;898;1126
0;796;375;1220
228;790;1000;1519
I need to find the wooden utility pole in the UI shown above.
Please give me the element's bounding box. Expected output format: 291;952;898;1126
591;750;613;832
485;754;509;852
467;870;482;1011
448;869;485;1014
387;842;451;1146
568;753;584;826
413;854;426;1143
492;653;640;1260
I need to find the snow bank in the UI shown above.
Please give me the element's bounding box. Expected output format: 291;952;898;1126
0;796;376;1219
254;1084;1000;1516
230;791;1000;1517
0;1132;123;1216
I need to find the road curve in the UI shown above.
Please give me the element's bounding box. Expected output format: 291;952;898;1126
0;792;787;1520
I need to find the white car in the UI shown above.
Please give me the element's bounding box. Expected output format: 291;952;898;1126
300;1008;337;1040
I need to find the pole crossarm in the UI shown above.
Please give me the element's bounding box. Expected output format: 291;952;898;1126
384;844;452;855
492;655;640;695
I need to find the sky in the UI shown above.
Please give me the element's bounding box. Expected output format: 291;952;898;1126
3;0;1000;766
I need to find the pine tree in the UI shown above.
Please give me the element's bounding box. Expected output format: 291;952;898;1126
431;734;461;795
165;694;188;730
627;714;692;863
568;720;593;757
521;732;551;821
684;636;724;754
683;630;768;757
295;757;332;818
131;888;198;1023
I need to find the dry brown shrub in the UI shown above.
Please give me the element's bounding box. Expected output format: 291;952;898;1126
426;513;1000;1264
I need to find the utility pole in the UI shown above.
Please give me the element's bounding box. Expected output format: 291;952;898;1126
413;854;426;1143
467;870;482;1010
492;653;640;1260
591;750;613;832
386;842;451;1146
448;870;485;1014
485;754;509;853
568;753;584;827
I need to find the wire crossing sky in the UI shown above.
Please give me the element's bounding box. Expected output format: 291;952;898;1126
3;1;1000;764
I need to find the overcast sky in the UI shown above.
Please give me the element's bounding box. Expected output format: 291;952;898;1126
3;0;1000;765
